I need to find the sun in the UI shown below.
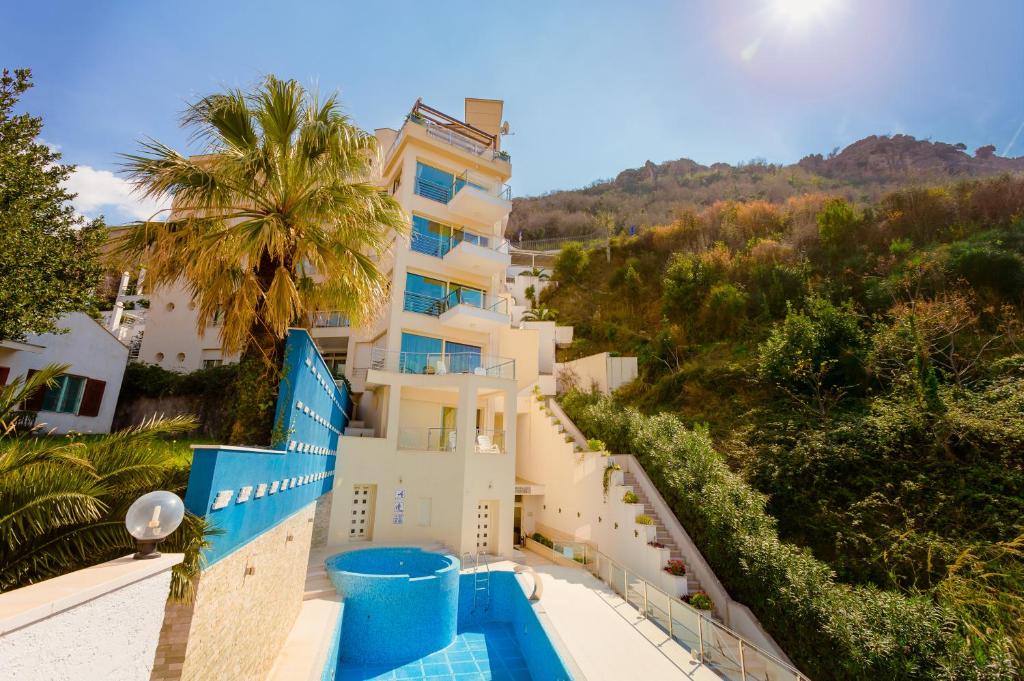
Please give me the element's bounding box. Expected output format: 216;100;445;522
770;0;842;31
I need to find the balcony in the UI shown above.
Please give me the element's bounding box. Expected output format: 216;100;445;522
474;429;505;454
410;231;510;276
439;291;510;331
312;311;350;328
398;427;457;452
406;99;509;162
447;171;511;225
370;348;515;380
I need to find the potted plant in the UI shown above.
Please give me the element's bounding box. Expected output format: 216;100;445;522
648;540;666;549
664;559;688;595
683;591;714;611
634;514;656;541
622;490;639;504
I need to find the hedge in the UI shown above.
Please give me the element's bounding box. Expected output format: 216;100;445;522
559;391;1012;680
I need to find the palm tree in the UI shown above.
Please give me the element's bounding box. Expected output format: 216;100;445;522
0;366;210;601
114;76;407;443
522;307;559;322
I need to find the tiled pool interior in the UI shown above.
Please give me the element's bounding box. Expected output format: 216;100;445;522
337;622;533;680
325;551;571;681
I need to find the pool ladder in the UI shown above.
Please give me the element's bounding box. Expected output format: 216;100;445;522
462;551;491;612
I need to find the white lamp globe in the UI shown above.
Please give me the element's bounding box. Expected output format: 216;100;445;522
126;491;185;558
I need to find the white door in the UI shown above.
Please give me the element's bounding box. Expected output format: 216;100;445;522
350;485;375;541
476;502;491;553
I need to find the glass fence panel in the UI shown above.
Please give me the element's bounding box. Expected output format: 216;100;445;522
702;620;745;681
668;598;703;653
743;653;802;681
646;585;673;634
609;563;627;600
625;573;645;610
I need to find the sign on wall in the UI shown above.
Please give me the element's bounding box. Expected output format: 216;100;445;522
393;488;406;524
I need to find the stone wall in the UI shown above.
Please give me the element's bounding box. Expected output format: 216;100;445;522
311;493;333;548
150;503;317;681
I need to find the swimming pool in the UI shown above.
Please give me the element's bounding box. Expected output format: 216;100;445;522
326;548;460;664
324;549;572;680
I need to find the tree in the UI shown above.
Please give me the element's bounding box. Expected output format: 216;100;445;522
0;69;104;341
114;76;407;444
553;241;590;284
0;366;210;601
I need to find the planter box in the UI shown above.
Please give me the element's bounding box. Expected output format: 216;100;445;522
663;572;688;597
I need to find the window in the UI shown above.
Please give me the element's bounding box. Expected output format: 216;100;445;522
414;162;454;203
40;375;87;414
403;272;485;315
323;351;348;379
411;215;489;257
398;333;482;375
155;352;165;362
202;359;223;369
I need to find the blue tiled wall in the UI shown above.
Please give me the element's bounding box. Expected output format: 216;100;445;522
184;446;337;565
272;328;353;454
183;328;352;566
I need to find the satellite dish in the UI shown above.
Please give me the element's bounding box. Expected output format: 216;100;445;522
500;121;512;135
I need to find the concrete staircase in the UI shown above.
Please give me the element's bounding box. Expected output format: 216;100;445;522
343;419;375;437
621;470;702;596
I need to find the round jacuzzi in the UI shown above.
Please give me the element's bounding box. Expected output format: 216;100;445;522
325;547;460;663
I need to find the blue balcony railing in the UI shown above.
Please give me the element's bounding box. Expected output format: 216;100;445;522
402;290;509;317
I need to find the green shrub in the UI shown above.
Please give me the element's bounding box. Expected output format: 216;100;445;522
635;514;654;525
560;390;1006;680
553;242;590;284
587;438;605;451
622;490;639;504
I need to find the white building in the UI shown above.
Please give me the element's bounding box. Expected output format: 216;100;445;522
0;312;128;433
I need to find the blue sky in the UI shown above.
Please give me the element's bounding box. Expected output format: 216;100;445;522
4;0;1023;223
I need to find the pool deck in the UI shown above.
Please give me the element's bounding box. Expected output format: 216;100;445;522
271;542;720;681
499;550;719;681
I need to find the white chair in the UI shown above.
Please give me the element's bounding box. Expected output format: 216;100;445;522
447;430;458;451
473;366;487;376
476;434;500;454
435;358;448;375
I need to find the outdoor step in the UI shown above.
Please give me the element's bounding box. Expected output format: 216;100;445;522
344;427;375;437
347;420;365;428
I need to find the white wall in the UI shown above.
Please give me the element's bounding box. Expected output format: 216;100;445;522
137;280;237;372
0;312;128;433
0;554;182;681
556;352;638;394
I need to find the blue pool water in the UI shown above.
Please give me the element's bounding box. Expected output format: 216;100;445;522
326;548;460;664
324;553;572;681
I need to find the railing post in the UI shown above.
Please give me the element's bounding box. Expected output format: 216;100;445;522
738;639;747;681
668;598;674;640
698;615;705;664
642;579;649;619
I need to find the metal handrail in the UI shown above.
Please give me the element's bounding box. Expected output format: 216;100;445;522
528;539;808;681
402;289;509;318
311;311;350;328
456;170;511;201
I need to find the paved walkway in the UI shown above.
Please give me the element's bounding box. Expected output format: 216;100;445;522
497;550;721;681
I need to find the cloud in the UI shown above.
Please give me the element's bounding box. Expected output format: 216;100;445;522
63;165;171;223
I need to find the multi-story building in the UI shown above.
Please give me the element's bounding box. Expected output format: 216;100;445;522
136;97;574;557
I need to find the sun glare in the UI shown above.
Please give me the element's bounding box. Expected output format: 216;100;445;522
771;0;841;31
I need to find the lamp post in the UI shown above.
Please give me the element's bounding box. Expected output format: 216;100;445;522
125;491;184;559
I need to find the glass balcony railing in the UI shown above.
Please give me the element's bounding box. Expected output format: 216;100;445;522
370;348;516;380
402;290;509;318
312;311;350;328
413;173;512;206
397;427;457;452
410;230;509;259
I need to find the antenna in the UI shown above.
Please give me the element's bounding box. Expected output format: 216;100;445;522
500;121;513;136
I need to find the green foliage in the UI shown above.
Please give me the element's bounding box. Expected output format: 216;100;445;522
686;591;714;610
561;390;1014;679
587;438;605;451
119;362;241;440
0;69;104;341
530;532;554;549
635;514;654;525
0;366;211;601
817;197;861;257
602;462;620;498
702;282;747;336
946;241;1024;300
553;242;590;283
622;490;639;504
757;297;865;403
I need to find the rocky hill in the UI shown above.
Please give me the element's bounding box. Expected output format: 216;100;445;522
508;135;1024;241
